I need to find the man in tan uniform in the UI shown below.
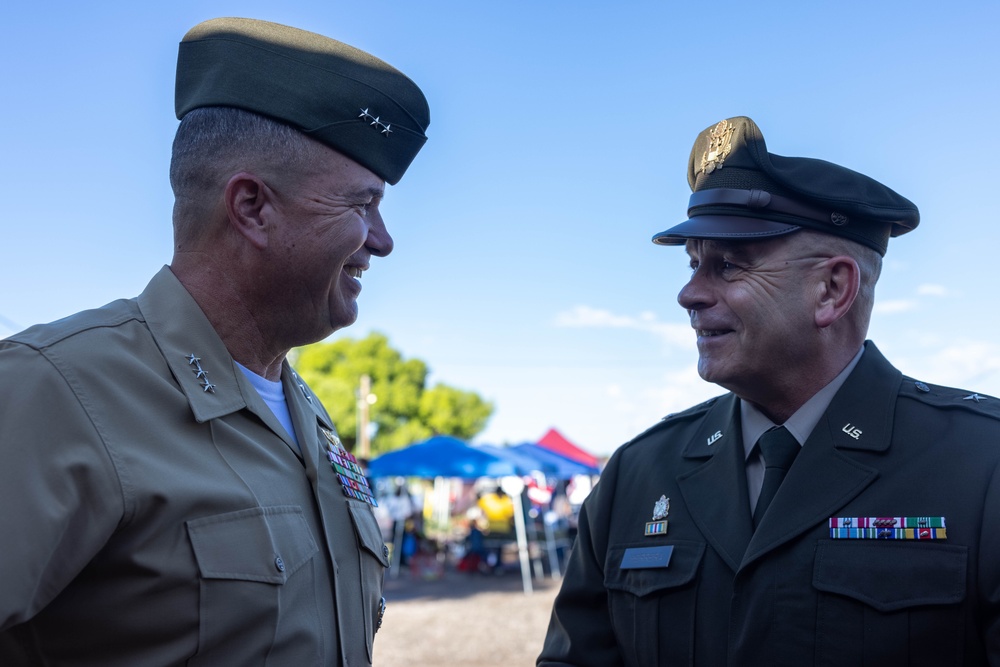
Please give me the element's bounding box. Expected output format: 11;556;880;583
0;18;429;666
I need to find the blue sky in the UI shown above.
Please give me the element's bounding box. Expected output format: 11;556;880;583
3;2;999;455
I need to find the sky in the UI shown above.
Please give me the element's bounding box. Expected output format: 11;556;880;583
3;1;999;456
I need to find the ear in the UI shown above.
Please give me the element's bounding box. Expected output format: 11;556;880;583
815;256;860;329
224;172;273;250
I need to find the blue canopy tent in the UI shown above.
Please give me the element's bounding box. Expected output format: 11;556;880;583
366;435;536;592
474;444;558;476
367;435;523;479
511;442;600;477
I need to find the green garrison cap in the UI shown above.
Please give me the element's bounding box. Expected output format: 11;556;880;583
175;18;429;185
652;116;918;255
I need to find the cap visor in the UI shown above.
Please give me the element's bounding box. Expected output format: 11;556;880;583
651;215;800;246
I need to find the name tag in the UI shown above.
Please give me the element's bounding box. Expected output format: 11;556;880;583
620;545;674;569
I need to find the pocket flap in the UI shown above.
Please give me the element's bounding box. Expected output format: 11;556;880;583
604;540;705;597
813;541;967;612
187;505;319;583
347;502;390;567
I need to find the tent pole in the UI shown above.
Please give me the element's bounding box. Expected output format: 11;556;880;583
504;477;533;595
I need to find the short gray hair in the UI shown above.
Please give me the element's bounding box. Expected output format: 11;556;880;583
169;107;324;241
796;229;883;334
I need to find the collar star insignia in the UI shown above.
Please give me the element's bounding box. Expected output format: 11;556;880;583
963;393;987;403
186;354;216;394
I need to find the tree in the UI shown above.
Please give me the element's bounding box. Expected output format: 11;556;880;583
292;332;494;455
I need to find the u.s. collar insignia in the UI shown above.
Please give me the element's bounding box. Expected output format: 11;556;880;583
645;495;670;536
700;119;735;175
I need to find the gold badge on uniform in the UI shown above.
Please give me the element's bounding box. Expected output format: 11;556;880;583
700;119;735;175
644;495;669;536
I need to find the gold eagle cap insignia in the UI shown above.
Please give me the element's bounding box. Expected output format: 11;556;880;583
699;119;735;175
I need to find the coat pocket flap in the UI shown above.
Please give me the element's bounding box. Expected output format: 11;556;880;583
347;502;390;567
187;505;319;584
604;540;705;597
813;540;967;612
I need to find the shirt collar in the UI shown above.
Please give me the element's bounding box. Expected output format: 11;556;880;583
741;345;865;460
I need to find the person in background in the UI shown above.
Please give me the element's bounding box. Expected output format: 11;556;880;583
539;116;1000;665
0;17;429;666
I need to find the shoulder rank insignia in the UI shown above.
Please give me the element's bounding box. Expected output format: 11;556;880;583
321;428;378;508
829;516;946;540
645;495;670;536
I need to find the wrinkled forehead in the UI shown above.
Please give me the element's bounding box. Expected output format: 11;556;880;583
683;235;794;259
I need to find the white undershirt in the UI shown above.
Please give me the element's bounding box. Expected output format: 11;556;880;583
235;362;301;450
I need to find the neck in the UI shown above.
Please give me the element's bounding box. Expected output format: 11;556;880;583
736;341;863;424
170;252;287;381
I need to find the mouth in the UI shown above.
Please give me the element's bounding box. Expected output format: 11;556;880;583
345;266;366;280
696;329;730;337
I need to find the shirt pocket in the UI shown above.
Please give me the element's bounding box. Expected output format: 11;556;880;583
604;540;705;667
346;501;390;663
186;505;320;665
812;540;967;667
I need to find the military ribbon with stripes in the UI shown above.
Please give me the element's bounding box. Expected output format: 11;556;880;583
322;428;378;508
828;516;946;540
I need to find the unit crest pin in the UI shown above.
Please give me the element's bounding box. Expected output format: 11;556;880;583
644;494;670;536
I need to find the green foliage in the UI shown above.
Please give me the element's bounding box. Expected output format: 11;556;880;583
292;332;494;455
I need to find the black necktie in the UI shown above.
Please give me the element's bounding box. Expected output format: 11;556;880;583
752;426;800;529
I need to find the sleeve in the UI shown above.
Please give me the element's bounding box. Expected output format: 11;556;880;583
981;456;1000;665
537;453;624;667
0;341;124;630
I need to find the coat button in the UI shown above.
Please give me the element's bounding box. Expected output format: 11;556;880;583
275;556;286;572
382;545;390;559
915;381;930;393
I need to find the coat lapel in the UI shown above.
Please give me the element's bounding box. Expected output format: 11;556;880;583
282;364;325;484
741;342;901;568
676;394;754;573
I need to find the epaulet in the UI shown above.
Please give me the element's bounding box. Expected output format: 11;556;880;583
619;394;724;449
6;299;138;350
661;395;723;423
899;376;1000;421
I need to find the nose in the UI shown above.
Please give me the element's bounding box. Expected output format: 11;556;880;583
677;268;712;313
366;209;393;258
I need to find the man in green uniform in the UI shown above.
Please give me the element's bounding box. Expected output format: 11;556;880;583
539;116;1000;665
0;18;428;666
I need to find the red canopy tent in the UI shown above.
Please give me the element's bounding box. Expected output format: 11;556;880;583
536;428;600;469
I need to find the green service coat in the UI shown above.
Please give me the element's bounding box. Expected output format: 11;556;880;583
539;343;1000;666
0;267;388;666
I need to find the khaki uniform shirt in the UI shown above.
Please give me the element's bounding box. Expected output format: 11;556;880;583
0;267;388;666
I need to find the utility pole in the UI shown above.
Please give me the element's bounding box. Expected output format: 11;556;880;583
357;374;376;458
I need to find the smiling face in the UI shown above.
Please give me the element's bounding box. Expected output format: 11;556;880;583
264;145;391;346
677;235;833;407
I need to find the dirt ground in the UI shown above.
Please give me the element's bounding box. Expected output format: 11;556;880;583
374;566;561;666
